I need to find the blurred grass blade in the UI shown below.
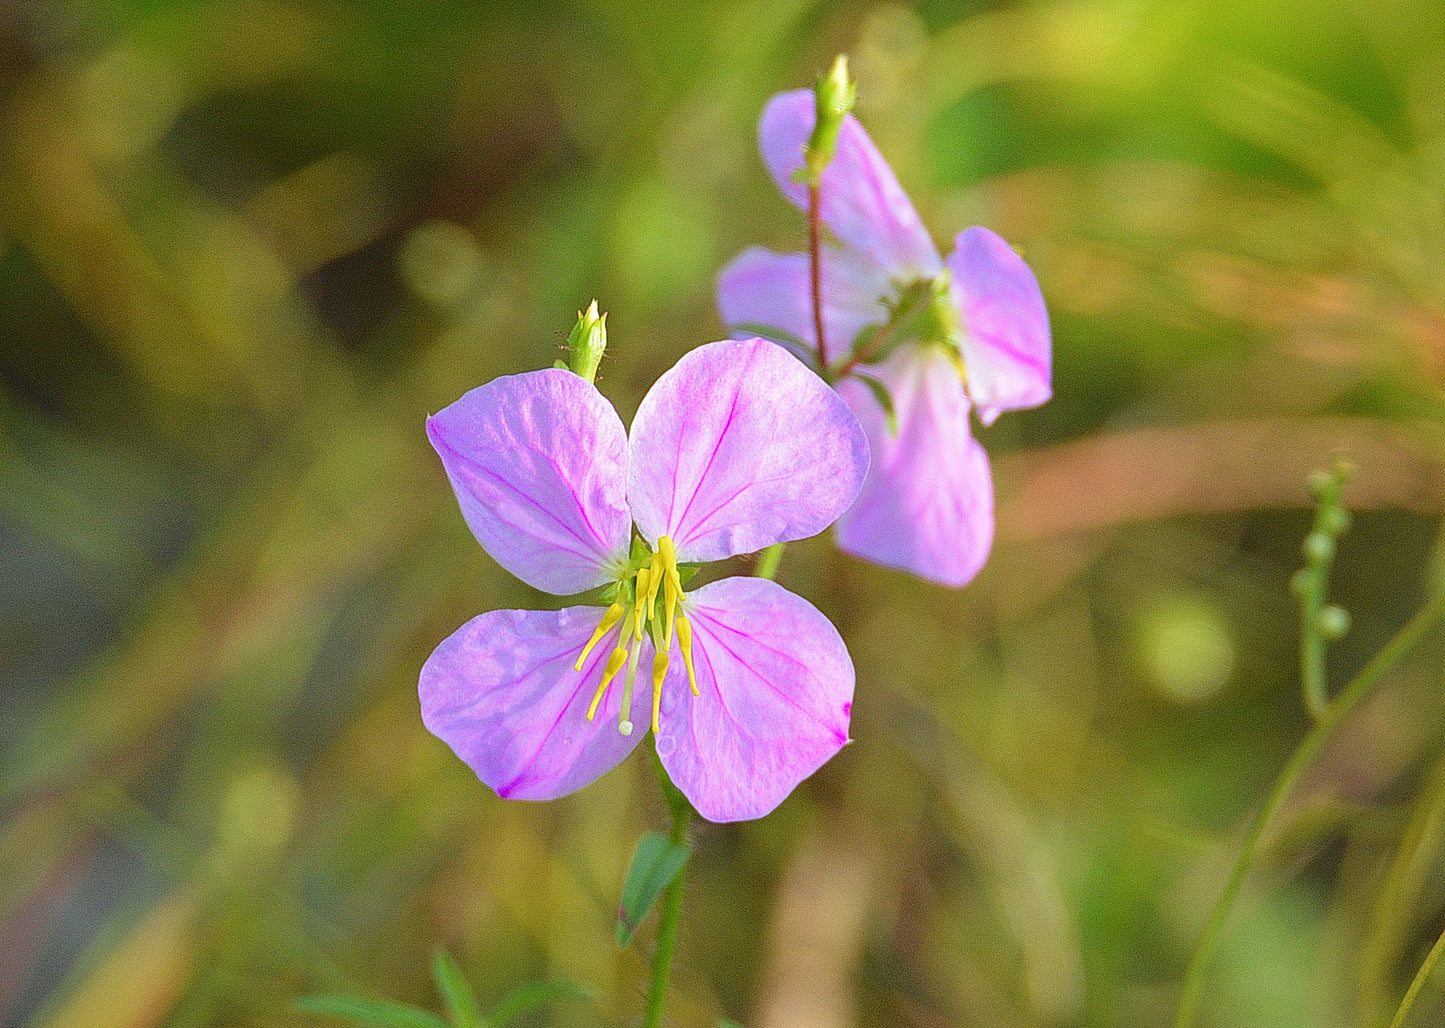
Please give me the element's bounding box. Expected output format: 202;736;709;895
484;980;592;1026
295;994;450;1028
431;949;482;1028
617;831;691;947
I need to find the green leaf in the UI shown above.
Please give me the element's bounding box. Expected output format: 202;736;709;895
295;994;450;1028
484;980;592;1026
617;830;691;947
718;1019;746;1028
852;374;899;437
431;950;482;1028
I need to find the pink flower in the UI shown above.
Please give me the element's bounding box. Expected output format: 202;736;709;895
420;339;868;822
718;90;1051;586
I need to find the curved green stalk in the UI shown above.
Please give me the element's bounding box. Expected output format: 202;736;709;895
643;752;694;1028
1173;586;1445;1028
1388;923;1445;1028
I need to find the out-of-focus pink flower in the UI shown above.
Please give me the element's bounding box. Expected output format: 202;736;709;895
718;90;1051;586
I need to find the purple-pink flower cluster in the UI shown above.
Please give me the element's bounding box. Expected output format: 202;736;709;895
419;75;1054;825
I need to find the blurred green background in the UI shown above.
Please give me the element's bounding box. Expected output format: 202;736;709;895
5;0;1445;1025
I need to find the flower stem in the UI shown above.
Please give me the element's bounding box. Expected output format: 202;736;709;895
808;181;829;373
755;543;784;581
1172;584;1445;1028
644;751;694;1028
1388;920;1445;1028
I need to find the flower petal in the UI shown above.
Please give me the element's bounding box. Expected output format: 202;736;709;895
655;577;853;822
715;245;894;360
946;227;1052;425
427;368;632;595
836;349;995;586
419;605;643;801
759;89;941;278
627;338;868;563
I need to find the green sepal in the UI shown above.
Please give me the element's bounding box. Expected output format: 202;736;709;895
484;981;592;1026
294;995;449;1028
565;300;607;383
852;373;899;436
430;950;482;1028
678;564;701;585
617;830;692;947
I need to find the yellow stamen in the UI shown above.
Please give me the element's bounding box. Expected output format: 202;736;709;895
676;614;699;696
575;600;626;671
633;566;651;640
658;536;683;645
618;635;643;735
586;645;629;721
651;650;670;734
662;569;679;646
644;551;664;621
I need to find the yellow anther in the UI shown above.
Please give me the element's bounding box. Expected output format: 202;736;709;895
586;646;629;721
658;536;683;592
662;569;679;646
633;566;651;640
575;600;627;671
650;650;670;734
676;614;699;696
644;551;664;622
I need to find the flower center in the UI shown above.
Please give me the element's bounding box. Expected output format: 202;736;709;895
574;535;699;737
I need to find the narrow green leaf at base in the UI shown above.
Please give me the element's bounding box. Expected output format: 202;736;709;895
618;830;692;947
431;949;482;1028
485;980;593;1026
294;995;450;1028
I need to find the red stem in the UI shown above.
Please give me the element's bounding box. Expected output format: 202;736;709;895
808;181;828;372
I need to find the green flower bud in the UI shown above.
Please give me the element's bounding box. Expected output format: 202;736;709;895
1318;604;1351;640
566;300;607;383
804;55;857;184
1323;506;1352;536
1303;531;1335;564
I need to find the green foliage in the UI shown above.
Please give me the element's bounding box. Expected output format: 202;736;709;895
617;831;692;948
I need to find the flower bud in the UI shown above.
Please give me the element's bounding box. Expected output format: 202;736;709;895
566;300;607;383
1318;604;1351;640
804;55;857;184
1303;531;1335;564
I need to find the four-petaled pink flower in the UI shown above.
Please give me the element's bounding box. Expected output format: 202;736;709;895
718;90;1052;587
420;338;869;822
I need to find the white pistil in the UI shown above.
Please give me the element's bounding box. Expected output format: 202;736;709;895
618;634;643;736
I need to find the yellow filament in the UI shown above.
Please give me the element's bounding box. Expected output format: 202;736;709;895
651;651;670;734
575;600;626;671
586;646;629;721
662;570;679;646
676;614;699;696
633;566;651;640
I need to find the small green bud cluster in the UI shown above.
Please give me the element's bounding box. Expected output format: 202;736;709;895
1295;457;1355;641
